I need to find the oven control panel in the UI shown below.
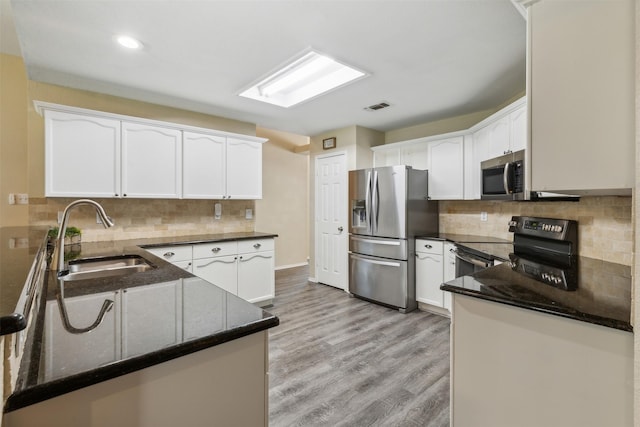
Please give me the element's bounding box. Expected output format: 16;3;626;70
508;216;577;240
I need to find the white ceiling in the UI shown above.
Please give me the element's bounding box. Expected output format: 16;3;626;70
3;0;526;137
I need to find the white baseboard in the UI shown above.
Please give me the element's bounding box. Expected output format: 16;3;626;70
308;276;318;283
275;262;309;271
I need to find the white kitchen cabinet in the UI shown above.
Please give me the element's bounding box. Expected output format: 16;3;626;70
509;105;527;154
182;132;226;199
144;238;275;306
226;137;263;199
44;110;121;198
373;148;401;167
428;136;464;200
528;0;634;195
237;239;275;304
483;116;510;160
121;122;182;198
44;291;120;381
399;144;430;170
38;102;267;200
193;254;239;295
415;239;447;312
121;281;182;358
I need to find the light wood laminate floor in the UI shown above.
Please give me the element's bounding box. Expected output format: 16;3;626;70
268;266;450;427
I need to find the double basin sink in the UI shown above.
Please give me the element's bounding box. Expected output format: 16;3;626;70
59;254;156;282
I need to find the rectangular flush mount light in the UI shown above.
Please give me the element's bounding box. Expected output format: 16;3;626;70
239;50;367;108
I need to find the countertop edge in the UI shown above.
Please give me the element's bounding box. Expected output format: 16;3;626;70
4;314;279;413
441;284;633;333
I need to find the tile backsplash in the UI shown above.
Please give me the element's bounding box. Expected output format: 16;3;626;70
439;196;633;266
29;198;255;241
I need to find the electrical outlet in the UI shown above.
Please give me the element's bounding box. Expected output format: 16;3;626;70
245;208;253;219
8;193;15;205
480;211;488;222
16;193;29;205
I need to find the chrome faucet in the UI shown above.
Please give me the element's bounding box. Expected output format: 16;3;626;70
54;199;115;273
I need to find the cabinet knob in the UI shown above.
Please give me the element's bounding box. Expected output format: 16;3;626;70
253;243;261;249
338;226;344;232
163;252;175;258
212;247;221;253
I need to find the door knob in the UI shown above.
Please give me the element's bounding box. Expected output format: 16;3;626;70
338;226;344;232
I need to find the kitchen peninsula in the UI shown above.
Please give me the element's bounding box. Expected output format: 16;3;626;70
1;227;279;427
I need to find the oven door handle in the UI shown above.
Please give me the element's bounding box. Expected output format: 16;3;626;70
453;250;492;268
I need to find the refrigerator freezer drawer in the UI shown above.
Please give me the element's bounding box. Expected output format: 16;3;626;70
349;252;408;309
349;235;408;260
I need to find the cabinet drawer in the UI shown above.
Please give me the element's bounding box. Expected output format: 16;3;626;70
238;238;274;254
415;239;443;255
146;245;192;263
193;241;238;259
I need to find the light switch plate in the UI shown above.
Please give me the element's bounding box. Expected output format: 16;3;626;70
245;209;253;219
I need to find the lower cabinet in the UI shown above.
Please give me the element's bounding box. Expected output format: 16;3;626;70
415;239;450;315
146;238;275;306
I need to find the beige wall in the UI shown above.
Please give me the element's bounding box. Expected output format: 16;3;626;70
0;54;29;226
440;197;633;266
255;127;310;268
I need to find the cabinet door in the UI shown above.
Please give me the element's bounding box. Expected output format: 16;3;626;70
122;281;182;358
400;144;429;170
44;291;119;381
428;137;464;200
183;132;226;199
121;122;182;198
530;0;634;194
45;110;121;197
485;116;510;159
468;127;490;200
226;137;262;199
415;253;444;307
193;254;238;294
373;149;401;167
237;251;275;304
509;105;527;153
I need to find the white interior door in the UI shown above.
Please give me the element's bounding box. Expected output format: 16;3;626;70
315;152;348;290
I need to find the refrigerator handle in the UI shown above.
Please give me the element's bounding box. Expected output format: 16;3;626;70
365;170;372;234
372;170;379;233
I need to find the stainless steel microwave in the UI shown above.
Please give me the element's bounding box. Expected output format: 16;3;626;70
481;150;525;200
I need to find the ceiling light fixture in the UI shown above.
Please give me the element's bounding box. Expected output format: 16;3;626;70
116;35;143;50
239;49;367;108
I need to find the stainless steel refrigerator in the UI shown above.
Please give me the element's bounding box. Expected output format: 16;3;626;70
348;165;438;312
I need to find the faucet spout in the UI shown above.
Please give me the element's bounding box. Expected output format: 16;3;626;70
55;199;114;273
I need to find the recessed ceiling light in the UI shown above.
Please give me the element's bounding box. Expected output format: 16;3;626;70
239;49;367;108
116;35;143;50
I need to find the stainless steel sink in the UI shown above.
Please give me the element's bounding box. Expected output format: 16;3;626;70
59;254;155;282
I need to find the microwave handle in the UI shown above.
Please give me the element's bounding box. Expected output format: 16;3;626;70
503;161;511;194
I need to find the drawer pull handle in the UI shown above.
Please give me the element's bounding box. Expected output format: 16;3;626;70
425;244;432;249
163;252;175;258
253;243;261;249
211;247;222;253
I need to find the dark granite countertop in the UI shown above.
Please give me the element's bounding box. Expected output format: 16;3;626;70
442;257;632;332
2;230;279;413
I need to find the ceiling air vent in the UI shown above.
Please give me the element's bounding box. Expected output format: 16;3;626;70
364;102;390;112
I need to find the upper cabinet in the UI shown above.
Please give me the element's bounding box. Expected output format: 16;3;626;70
39;102;267;200
428;136;464;200
121;122;182;198
373;98;526;201
527;0;634;195
45;110;121;198
226;138;263;199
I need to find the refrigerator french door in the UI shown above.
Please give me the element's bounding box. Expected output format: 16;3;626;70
348;165;438;312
